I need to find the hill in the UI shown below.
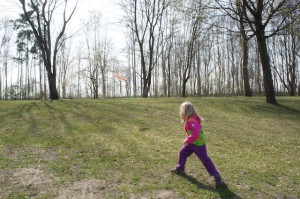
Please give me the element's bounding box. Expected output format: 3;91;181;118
0;97;299;198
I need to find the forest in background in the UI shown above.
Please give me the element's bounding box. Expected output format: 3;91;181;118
0;0;299;103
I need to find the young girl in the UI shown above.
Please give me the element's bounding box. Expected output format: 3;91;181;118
171;102;225;187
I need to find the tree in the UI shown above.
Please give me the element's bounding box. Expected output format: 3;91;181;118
121;0;169;97
160;10;176;97
0;18;13;100
279;13;300;96
18;0;77;100
236;0;251;96
14;13;37;99
179;0;207;97
83;11;114;99
57;35;73;99
216;0;300;103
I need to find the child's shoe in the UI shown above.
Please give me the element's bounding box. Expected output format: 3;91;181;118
214;174;225;188
171;168;185;174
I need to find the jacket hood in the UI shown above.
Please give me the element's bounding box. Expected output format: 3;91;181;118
188;115;201;124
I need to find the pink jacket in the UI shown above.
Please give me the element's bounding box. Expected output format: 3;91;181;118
184;115;205;145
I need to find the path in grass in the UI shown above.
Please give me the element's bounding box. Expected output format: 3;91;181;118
0;97;299;198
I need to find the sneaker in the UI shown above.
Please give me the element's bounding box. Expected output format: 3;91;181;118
171;168;185;174
214;174;226;188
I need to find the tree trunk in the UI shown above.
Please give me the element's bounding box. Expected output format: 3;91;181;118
237;3;252;97
101;71;106;98
142;84;149;98
256;35;276;104
167;53;171;97
0;66;2;100
241;38;252;96
182;79;188;97
5;61;8;100
289;33;297;96
48;73;59;100
196;49;201;97
162;49;167;96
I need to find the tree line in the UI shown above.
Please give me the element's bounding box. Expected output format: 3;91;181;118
0;0;299;103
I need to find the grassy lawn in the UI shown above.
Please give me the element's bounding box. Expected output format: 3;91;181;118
0;97;299;198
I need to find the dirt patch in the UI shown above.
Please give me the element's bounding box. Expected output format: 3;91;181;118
130;190;179;199
57;179;106;199
1;168;110;198
2;168;178;199
0;168;58;198
236;182;252;191
156;190;177;199
13;168;54;188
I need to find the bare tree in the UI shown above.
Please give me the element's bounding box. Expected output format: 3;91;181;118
0;18;13;100
236;0;251;96
160;10;176;97
121;0;169;97
280;16;300;96
57;35;74;99
18;0;77;100
216;0;300;103
179;0;207;97
83;11;115;98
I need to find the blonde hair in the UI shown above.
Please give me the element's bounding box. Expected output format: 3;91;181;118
180;102;199;122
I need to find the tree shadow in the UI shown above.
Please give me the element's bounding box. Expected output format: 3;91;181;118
176;173;242;199
274;103;300;114
250;102;300;118
216;184;242;199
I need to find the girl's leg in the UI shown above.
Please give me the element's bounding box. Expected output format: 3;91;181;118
192;145;219;176
176;145;193;171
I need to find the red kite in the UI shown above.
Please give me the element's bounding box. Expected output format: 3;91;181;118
114;74;127;81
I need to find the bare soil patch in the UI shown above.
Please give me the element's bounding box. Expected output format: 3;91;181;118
1;168;111;198
156;190;177;199
57;179;107;199
0;168;58;198
130;190;179;199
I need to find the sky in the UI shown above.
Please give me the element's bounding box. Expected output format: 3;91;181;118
71;0;127;61
0;0;127;63
72;0;126;44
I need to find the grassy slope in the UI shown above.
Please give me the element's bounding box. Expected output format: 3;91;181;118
0;97;299;198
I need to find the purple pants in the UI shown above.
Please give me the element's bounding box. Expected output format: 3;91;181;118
176;144;219;176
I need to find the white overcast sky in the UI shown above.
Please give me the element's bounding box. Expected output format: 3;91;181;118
0;0;123;25
0;0;127;62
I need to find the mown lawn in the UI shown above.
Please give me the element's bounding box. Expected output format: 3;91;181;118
0;97;299;198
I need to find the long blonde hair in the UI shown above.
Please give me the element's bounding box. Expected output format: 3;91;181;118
180;102;199;122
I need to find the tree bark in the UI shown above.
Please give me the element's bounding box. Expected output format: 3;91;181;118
256;34;276;103
241;37;251;96
48;72;59;99
237;1;252;96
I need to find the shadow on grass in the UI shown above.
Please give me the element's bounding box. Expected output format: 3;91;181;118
251;102;300;118
177;173;242;199
275;103;300;114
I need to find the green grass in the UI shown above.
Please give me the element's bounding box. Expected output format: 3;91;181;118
0;97;299;198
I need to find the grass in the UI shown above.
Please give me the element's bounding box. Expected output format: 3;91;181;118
0;97;299;198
